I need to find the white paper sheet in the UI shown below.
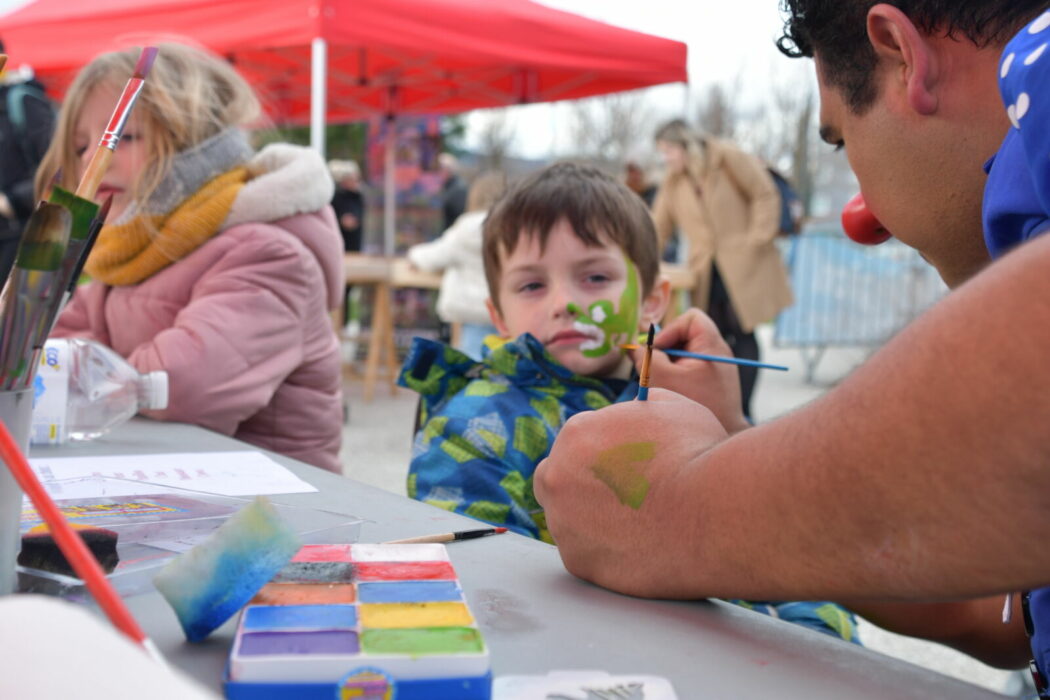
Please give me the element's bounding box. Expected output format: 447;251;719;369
29;451;319;497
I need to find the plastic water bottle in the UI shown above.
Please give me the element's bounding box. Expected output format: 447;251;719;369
30;338;169;445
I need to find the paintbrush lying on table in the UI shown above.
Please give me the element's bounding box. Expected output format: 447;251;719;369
384;527;508;545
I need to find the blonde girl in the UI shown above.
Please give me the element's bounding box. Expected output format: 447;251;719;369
46;43;346;472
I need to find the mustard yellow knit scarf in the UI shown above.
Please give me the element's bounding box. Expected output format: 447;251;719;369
85;167;249;286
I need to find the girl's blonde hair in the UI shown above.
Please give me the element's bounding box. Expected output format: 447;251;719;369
35;42;261;210
653;119;707;182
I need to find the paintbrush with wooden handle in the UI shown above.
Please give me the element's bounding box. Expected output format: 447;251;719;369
75;46;158;200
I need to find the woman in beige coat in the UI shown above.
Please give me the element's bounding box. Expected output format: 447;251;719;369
652;119;793;417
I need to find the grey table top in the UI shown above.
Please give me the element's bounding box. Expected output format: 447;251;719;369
35;418;1003;699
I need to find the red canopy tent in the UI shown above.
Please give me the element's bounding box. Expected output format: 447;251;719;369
0;0;686;122
0;0;687;250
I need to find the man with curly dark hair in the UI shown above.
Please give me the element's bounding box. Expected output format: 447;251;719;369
776;0;1047;288
534;2;1050;690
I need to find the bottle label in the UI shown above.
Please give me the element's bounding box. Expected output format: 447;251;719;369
30;341;71;445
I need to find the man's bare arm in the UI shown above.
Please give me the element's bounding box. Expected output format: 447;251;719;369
845;597;1029;668
537;234;1050;603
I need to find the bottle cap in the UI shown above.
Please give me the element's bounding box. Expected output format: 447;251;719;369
146;371;169;410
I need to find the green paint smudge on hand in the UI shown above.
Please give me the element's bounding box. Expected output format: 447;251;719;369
566;253;641;358
590;441;654;509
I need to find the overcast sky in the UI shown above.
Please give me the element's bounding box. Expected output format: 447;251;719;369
539;0;799;93
468;0;814;158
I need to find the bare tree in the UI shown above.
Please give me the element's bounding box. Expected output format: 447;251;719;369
810;145;858;219
477;109;515;169
790;92;815;215
697;83;737;139
727;64;821;217
567;90;655;167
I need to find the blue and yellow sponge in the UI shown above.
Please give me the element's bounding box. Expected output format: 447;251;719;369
154;496;301;642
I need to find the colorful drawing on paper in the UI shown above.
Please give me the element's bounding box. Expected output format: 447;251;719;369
21;499;187;526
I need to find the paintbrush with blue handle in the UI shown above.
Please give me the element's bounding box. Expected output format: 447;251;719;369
623;327;789;372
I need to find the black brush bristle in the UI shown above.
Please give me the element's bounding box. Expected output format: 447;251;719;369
18;526;120;577
96;193;114;223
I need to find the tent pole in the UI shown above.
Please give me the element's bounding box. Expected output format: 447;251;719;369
384;115;396;257
310;37;327;155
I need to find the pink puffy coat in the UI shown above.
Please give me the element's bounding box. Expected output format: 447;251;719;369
53;144;345;472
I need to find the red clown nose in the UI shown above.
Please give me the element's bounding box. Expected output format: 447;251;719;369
841;192;892;245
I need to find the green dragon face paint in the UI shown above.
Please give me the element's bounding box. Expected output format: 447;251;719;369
566;253;641;358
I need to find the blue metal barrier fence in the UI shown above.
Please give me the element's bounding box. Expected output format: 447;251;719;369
773;227;947;382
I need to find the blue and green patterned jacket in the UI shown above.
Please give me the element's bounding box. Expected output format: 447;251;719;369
398;333;860;645
398;333;635;544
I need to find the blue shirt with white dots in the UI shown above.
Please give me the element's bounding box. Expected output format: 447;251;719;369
983;10;1050;258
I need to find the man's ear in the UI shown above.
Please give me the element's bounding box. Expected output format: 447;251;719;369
640;277;672;329
867;3;938;115
486;297;511;337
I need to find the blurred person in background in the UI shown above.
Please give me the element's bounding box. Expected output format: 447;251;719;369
407;171;506;360
0;38;55;240
329;159;365;254
651;119;793;419
624;159;657;209
437;152;468;230
330;158;366;327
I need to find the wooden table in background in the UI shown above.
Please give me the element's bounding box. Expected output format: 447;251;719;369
344;253;697;402
343;254;441;402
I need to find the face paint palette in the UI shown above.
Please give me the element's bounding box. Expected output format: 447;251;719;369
224;543;491;699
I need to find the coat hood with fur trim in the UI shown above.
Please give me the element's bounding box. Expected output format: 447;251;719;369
224;143;343;310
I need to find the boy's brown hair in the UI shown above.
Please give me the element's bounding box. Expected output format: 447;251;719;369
482;161;659;312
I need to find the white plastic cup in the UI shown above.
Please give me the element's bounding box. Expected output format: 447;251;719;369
0;390;32;595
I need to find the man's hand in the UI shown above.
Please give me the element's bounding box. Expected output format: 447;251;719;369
534;389;728;598
633;309;750;434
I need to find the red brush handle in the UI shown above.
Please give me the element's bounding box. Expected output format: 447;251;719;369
0;420;151;650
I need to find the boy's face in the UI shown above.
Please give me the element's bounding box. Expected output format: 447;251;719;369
487;217;653;379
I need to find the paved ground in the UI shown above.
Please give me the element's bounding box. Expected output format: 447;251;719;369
338;326;1025;697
